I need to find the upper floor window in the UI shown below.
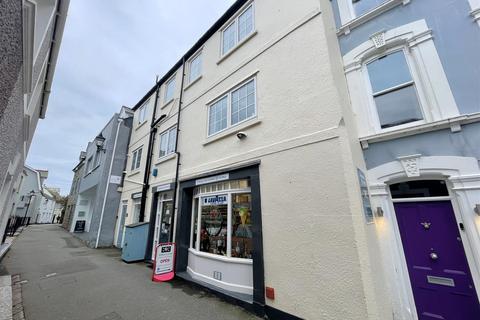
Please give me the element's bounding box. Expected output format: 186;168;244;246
86;156;93;174
208;78;256;136
164;77;176;103
352;0;384;17
366;51;422;129
188;52;202;83
138;100;149;124
342;20;459;138
131;147;143;171
221;4;254;55
159;126;177;158
93;149;102;168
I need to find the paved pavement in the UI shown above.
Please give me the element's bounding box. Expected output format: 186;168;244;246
0;225;260;320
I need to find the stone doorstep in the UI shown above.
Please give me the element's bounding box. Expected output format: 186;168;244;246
0;276;12;320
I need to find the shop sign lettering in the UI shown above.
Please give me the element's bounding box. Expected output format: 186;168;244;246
202;195;228;206
195;174;229;186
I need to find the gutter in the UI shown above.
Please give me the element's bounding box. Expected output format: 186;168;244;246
39;0;70;119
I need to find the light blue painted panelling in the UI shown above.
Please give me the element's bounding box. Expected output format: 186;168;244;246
363;122;480;169
333;0;480;115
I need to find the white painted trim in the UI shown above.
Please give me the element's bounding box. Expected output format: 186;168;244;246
391;196;451;203
218;1;255;60
337;0;411;35
368;156;480;319
360;112;480;146
343;20;459;138
187;266;253;295
33;0;57;64
468;0;480;26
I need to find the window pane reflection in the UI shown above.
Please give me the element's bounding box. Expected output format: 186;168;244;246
200;196;228;256
375;84;423;128
231;193;252;259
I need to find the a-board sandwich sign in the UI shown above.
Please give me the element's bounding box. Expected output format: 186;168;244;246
152;243;175;282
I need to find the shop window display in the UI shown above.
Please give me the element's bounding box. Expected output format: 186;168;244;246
191;179;253;260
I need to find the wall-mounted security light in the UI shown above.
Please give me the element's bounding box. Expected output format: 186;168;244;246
236;132;247;140
375;207;384;217
474;204;480;216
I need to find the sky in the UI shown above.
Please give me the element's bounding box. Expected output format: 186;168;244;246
27;0;236;195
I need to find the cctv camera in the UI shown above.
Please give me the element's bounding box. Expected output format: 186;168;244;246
236;132;247;139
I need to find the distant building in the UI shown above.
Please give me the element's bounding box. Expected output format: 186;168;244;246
13;166;48;223
0;0;69;243
62;153;86;230
36;188;56;224
69;107;133;248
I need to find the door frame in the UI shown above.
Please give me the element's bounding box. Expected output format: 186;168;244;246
152;191;173;258
368;156;480;320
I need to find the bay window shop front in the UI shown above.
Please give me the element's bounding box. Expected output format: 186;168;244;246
189;180;253;294
175;166;264;307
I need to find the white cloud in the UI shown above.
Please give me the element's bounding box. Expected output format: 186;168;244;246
27;0;235;194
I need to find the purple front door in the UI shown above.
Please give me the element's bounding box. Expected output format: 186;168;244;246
394;201;480;320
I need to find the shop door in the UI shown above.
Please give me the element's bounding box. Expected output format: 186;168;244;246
116;201;128;248
155;200;173;245
394;201;480;319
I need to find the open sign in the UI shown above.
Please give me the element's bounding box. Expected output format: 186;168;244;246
152;243;175;282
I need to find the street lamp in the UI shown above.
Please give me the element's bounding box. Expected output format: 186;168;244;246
95;133;106;152
23;190;37;226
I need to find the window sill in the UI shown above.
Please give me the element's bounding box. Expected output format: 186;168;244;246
161;98;175;109
135;120;148;131
471;7;480;25
359;112;480;148
184;75;202;91
217;30;258;65
188;248;253;265
203;118;262;146
337;0;410;36
155;153;176;165
127;170;141;177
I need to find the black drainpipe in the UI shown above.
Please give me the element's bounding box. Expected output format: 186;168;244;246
169;57;186;243
138;80;162;222
144;58;186;261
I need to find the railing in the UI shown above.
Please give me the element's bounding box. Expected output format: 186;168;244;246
2;216;31;242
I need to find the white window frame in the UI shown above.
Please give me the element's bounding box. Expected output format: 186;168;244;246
152;191;174;257
85;156;93;175
159;126;177;158
343;20;459;138
130;146;143;171
137;100;149;124
468;0;480;26
207;78;257;137
188;50;202;84
164;75;176;104
362;48;425;132
93;149;102;168
190;180;252;262
336;0;411;35
220;2;255;57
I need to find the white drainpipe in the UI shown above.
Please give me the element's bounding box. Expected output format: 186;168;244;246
95;117;123;248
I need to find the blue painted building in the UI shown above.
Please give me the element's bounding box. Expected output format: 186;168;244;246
329;0;480;318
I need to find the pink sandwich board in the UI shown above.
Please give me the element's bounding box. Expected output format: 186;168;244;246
152;243;175;282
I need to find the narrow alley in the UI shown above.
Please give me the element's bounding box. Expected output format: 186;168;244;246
0;225;259;320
